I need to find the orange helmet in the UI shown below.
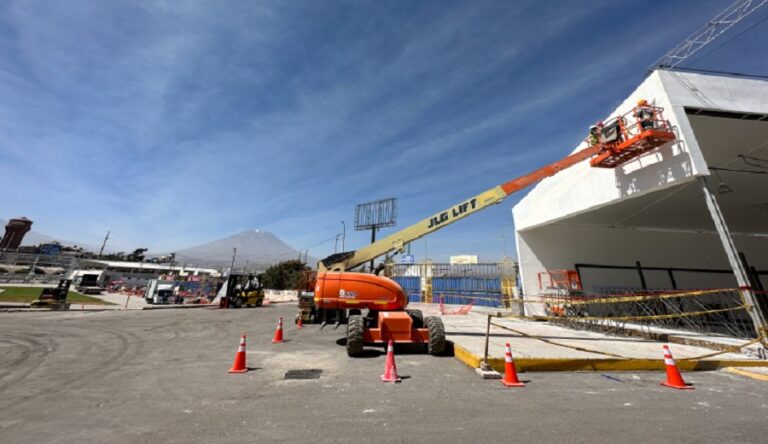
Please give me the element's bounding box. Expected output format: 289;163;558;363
637;99;648;106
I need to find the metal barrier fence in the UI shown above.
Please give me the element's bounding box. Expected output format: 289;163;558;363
0;252;80;284
474;288;768;368
391;262;518;306
391;262;517;278
392;276;421;303
435;292;507;308
527;288;761;340
433;277;504;307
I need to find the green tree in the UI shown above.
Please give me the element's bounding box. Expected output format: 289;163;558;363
261;260;310;290
126;248;148;262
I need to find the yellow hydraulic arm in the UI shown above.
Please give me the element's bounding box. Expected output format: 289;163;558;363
318;144;602;272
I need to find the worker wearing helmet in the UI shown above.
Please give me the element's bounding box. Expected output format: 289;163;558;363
587;124;600;145
635;99;655;130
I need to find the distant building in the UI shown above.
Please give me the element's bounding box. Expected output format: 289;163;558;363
79;259;221;287
0;217;33;250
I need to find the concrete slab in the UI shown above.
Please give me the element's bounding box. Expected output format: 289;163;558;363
92;292;148;309
604;321;767;359
440;310;768;372
82;292;211;310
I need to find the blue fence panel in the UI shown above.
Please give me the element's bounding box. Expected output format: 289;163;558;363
432;277;503;307
392;276;422;303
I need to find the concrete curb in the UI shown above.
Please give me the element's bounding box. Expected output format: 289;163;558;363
142;305;213;310
0;304;30;309
452;343;768;372
724;367;768;381
0;308;115;313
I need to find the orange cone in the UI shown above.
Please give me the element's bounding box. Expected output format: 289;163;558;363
501;343;525;387
272;317;284;343
661;345;693;390
381;340;401;383
228;334;248;373
296;316;304;329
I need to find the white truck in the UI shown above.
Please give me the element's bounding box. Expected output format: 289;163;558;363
143;279;176;304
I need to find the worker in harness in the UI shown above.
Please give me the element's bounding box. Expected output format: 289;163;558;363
635;99;655;130
587;124;600;145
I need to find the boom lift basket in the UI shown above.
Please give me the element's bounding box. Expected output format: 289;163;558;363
589;105;676;168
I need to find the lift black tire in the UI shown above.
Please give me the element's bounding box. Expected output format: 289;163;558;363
256;298;264;307
406;309;424;328
231;297;243;309
347;315;365;357
425;316;446;356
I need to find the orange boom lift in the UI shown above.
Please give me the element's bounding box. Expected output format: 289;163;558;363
306;104;676;357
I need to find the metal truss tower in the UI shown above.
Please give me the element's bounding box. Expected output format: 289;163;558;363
649;0;768;72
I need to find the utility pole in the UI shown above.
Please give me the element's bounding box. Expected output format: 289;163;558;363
501;233;509;257
167;253;176;277
334;234;340;253
98;231;110;258
230;248;237;275
341;221;346;252
369;225;377;272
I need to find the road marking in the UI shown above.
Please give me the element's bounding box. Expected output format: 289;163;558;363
725;367;768;381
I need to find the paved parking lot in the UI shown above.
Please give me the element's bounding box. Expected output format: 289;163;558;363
1;304;767;443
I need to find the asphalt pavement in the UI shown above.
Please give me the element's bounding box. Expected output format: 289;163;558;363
1;304;767;443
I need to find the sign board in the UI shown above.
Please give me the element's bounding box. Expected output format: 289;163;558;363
40;243;62;255
355;198;397;230
450;255;478;265
401;254;415;265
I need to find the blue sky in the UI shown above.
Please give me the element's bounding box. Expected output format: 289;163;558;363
2;0;767;261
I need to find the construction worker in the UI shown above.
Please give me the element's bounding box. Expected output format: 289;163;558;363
588;124;600;145
635;99;655;130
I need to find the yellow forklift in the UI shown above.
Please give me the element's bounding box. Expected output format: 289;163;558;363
223;273;265;308
30;279;72;310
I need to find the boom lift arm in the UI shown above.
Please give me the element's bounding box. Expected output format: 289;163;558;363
311;105;675;356
319;144;603;272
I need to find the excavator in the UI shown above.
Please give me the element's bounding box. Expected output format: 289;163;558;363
302;104;676;357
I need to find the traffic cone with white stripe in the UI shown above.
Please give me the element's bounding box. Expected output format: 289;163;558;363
661;345;693;390
501;343;525;387
296;316;304;329
228;334;248;373
272;317;284;343
381;340;401;383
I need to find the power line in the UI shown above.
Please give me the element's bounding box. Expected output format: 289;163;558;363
299;235;339;252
